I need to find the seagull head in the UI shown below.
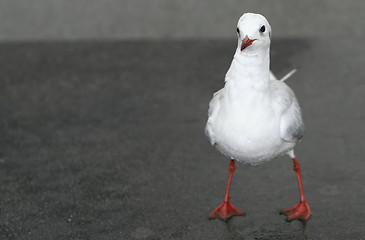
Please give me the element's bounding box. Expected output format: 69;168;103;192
236;13;272;55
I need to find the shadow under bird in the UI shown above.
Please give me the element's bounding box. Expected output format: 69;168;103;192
205;13;311;222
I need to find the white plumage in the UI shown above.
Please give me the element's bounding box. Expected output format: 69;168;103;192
205;13;304;164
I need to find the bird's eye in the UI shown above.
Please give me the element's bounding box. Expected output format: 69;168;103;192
237;28;240;34
260;25;266;33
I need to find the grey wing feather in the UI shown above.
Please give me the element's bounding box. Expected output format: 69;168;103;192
271;79;304;143
279;91;304;143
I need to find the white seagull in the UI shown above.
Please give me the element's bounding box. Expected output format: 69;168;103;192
205;13;311;222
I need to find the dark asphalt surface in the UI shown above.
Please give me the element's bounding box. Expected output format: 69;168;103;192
0;39;364;239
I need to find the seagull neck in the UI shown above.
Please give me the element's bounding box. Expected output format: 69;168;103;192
228;48;270;90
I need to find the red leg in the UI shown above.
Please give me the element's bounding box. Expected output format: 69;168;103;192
209;159;244;221
281;158;311;221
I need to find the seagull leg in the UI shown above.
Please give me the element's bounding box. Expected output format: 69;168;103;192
281;158;311;221
209;159;244;221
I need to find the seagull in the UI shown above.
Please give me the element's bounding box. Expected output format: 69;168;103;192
205;13;311;222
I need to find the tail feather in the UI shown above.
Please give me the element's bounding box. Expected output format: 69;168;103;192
271;69;298;82
280;69;297;82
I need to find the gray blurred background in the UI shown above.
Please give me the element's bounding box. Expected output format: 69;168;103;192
1;1;365;239
0;0;363;41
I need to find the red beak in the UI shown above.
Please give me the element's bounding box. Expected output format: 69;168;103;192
241;36;255;51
